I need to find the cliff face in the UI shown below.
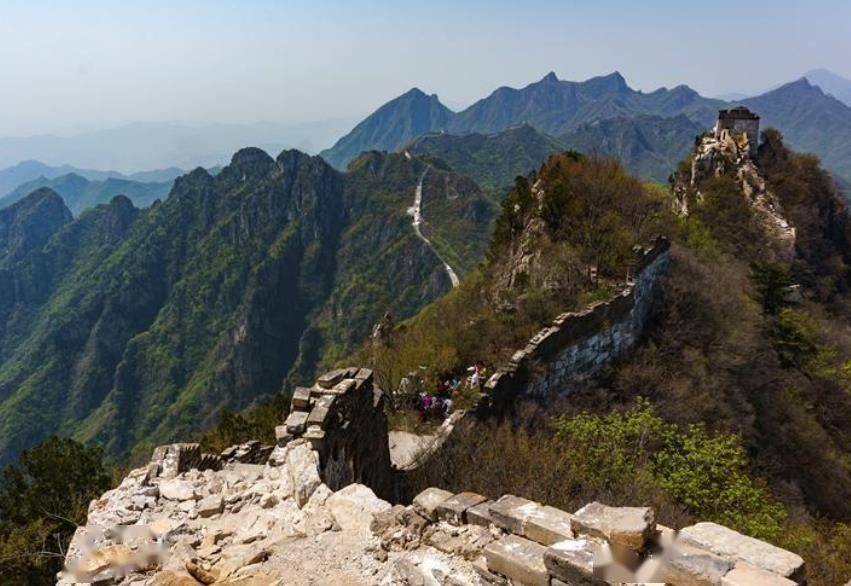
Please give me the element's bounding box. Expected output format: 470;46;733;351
0;149;494;465
674;126;796;257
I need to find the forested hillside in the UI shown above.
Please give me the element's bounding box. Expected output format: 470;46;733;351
364;132;851;583
0;148;494;466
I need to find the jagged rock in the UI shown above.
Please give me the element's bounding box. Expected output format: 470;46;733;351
159;479;198;501
326;483;391;533
186;560;217;584
218;575;279;586
436;492;488;525
424;523;494;560
197;494;224;518
371;505;407;535
211;544;270;581
484;534;549;586
570;502;655;551
285;442;321;507
148;570;203;586
678;522;804;580
412;487;453;522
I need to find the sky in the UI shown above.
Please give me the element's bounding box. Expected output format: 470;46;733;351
0;0;849;137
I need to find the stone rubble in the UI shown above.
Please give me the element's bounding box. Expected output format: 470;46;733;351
60;368;809;586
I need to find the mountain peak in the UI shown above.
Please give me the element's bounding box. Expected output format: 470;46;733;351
581;71;630;96
541;71;559;83
226;147;276;177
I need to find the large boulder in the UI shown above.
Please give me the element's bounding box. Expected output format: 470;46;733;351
285;442;322;508
326;483;391;533
158;479;197;501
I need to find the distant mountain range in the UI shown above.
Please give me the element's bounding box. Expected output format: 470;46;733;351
0;173;173;216
0;147;495;465
0;160;185;199
742;78;851;183
0;118;355;174
801;69;851;106
321;71;851;185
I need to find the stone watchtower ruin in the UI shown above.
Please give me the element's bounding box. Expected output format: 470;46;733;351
714;106;760;156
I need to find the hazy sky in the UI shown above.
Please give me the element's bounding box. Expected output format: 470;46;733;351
1;0;849;136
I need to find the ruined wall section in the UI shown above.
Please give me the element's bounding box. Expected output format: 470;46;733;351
278;367;396;501
482;236;671;413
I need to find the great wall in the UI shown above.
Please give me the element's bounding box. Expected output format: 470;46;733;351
60;229;809;585
61;366;805;586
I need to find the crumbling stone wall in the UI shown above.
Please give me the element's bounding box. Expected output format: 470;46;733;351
482;237;671;413
278;367;396;501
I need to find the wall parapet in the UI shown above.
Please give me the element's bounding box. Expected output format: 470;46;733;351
481;236;671;414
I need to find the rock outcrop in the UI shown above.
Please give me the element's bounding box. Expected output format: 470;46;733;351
674;116;796;256
61;368;807;586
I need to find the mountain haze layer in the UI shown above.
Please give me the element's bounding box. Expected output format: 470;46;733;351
0;173;172;216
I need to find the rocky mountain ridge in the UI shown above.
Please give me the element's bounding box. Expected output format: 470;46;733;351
0;147;495;466
322;72;851;186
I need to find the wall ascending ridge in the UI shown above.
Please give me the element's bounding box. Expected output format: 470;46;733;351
482;236;671;413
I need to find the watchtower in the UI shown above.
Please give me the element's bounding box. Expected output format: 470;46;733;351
715;106;760;156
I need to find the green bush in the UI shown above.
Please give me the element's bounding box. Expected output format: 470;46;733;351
0;436;111;585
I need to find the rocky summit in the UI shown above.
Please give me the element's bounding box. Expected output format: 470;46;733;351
61;370;805;586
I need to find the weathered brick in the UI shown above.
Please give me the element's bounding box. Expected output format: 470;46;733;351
284;411;308;435
523;505;573;546
489;494;538;534
466;500;496;528
656;543;734;586
316;368;347;389
484;534;549;586
543;537;598;584
571;502;655;551
291;387;312;410
412;487;452;522
436;492;488;525
678;522;804;581
721;561;797;586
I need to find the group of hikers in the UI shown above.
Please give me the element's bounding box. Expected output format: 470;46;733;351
398;361;488;420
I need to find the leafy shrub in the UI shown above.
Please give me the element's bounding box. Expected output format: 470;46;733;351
0;437;111;585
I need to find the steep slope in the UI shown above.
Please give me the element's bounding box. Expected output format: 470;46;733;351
0;187;72;266
743;79;851;183
0;173;172;215
0;148;493;465
559;114;704;181
407;124;565;190
803;68;851;107
321;89;454;170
